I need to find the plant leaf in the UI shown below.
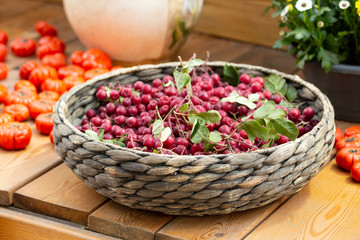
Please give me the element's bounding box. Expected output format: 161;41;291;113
182;59;203;73
160;127;172;143
266;109;287;119
85;130;99;140
173;69;191;92
152;119;163;138
190;118;209;144
98;129;105;141
223;64;239;86
285;85;297;102
241;120;269;142
178;103;189;113
253;101;276;119
209;130;222;143
221;91;257;109
271;118;299;141
191;110;222;124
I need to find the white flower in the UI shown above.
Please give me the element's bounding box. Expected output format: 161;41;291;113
281;5;290;17
295;0;313;12
339;0;350;9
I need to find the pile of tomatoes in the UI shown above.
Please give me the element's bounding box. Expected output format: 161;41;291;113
0;20;119;150
335;126;360;182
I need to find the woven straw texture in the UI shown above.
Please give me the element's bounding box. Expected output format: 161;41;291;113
53;62;335;216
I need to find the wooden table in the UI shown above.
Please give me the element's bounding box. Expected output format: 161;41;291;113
1;1;359;239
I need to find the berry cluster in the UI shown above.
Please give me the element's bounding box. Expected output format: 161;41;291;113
77;67;318;155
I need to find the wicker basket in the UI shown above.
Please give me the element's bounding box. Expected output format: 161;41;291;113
53;62;335;216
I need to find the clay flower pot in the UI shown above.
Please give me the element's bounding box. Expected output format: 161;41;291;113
63;0;203;62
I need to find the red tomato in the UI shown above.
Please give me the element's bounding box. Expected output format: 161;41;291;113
0;30;8;44
336;136;360;152
335;128;344;145
57;64;84;79
0;122;32;150
0;43;7;62
0;113;14;125
0;62;8;80
0;83;9;103
49;130;54;144
351;161;360;182
14;80;37;93
19;60;39;80
3;103;30;122
37;37;65;59
38;90;60;101
28;98;56;119
40;78;67;95
63;75;85;90
82;49;112;70
10;38;36;57
5;89;38;107
35;112;54;135
41;53;67;70
29;65;58;88
344;126;360;138
35;20;58;36
84;68;109;81
336;148;360;171
70;50;84;66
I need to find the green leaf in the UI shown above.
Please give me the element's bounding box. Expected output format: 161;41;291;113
160;127;172;143
173;69;191;92
152;119;163;138
253;101;276;119
221;91;257;110
271;118;299;141
190;118;209;144
192;110;222;124
265;74;286;94
85;130;99;140
104;139;126;147
266;109;287;119
204;141;216;152
223;64;240;86
209;130;222;143
285;85;297;102
178;103;189;113
248;93;260;102
98;129;105;141
153;149;159;154
182;59;203;74
132;89;140;95
286;28;310;41
317;47;339;73
241;120;269;142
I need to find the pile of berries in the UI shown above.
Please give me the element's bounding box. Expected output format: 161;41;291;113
76;68;318;155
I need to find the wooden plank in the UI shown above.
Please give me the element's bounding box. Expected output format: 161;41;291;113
0;122;61;206
88;201;174;240
194;0;279;47
155;197;287;240
174;33;253;62
0;0;43;22
231;45;298;74
13;163;108;225
244;159;360;240
0;207;119;240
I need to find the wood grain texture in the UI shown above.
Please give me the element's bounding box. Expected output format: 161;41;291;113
244;160;360;240
156;197;287;240
0;122;61;206
13;164;108;225
194;0;279;47
88;201;174;240
0;207;119;240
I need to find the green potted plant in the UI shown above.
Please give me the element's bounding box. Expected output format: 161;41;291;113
266;0;360;122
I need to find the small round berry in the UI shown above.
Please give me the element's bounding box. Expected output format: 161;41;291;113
302;107;315;121
240;73;251;84
109;89;119;101
96;89;107;101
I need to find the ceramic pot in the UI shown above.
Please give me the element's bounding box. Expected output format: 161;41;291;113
63;0;203;62
303;61;360;122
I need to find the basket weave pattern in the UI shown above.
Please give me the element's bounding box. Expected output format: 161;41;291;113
53;62;335;216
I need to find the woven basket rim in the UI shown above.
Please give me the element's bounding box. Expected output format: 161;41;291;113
55;61;333;158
